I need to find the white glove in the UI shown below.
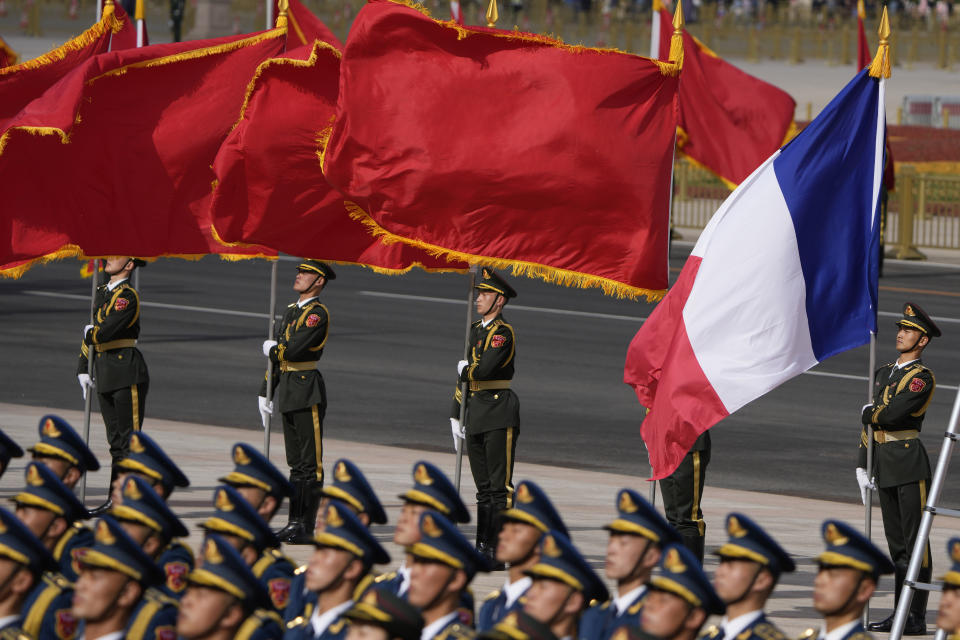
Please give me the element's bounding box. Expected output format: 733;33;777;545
82;324;94;340
457;360;468;376
262;340;278;357
258;396;274;424
77;373;93;399
856;467;876;506
450;418;465;451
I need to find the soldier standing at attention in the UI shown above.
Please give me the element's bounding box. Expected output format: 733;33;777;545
858;302;940;635
450;268;519;567
659;432;710;564
260;259;335;545
76;256;149;515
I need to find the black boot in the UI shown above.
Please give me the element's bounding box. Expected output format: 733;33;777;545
869;564;906;632
681;532;705;565
276;479;306;542
290;482;322;545
904;565;931;635
87;466;118;517
486;505;506;571
475;503;491;556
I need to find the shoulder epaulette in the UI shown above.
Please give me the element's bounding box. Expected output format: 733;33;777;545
703;625;721;639
374;571;397;583
626;598;644;615
796;629;817;640
737;631;752;640
751;622;786;640
353;573;375;600
329;619;348;634
483;589;501;601
287;615;307;629
295;564;307;575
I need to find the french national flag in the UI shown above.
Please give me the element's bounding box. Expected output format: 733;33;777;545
624;70;885;480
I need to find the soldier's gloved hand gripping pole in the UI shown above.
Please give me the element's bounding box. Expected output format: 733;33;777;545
261;261;279;457
453;266;479;492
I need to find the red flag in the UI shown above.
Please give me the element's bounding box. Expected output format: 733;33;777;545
273;0;342;49
0;29;286;277
857;0;871;69
658;8;796;188
0;35;18;68
209;42;463;274
323;0;680;300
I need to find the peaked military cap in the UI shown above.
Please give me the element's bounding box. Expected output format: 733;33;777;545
11;462;86;522
713;512;795;576
312;503;390;566
130;258;148;268
398;461;470;524
188;534;268;609
604;489;680;546
408;510;490;579
896;302;941;338
298;259;336;280
28;415;100;472
475;268;517;299
525;530;607;603
116;432;189;492
478;611;558;640
79;516;163;585
940;537;960;588
815;519;894;578
111;475;188;539
201;485;278;552
343;586;424;640
321;458;387;524
649;543;725;615
219;442;292;499
0;429;23;470
0;505;55;575
501;480;567;537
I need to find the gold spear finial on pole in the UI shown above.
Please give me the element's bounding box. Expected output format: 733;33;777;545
276;0;289;29
668;0;684;69
486;0;498;27
857;0;865;19
868;5;890;78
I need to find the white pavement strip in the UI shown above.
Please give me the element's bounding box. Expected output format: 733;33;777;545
22;289;959;391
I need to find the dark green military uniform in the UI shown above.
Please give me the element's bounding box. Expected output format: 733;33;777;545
77;272;149;466
450;268;520;563
658;430;710;563
859;302;940;634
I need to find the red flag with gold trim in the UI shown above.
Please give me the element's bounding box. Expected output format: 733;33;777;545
657;8;795;188
323;0;681;299
273;0;342;49
857;0;871;69
0;36;18;68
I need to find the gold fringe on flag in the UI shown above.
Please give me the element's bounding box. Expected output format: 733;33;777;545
868;6;891;78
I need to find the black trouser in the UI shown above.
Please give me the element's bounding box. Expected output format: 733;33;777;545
879;479;932;618
98;382;147;465
659;445;709;562
282;404;325;484
467;427;518;510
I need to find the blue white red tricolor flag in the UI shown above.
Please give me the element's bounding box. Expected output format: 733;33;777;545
625;69;886;479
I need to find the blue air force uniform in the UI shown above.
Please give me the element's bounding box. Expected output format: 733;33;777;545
342;587;424;640
647;543;726;640
0;506;55;633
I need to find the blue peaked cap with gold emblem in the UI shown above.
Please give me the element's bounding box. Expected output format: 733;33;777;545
524;530;607;603
312;502;390;566
713;512;795;576
12;462;86;522
398;461;469;524
188;534;268;609
111;475;188;540
408;510;490;580
201;485;278;552
501;481;568;538
219;442;292;499
0;505;54;575
28;414;99;472
79;516;163;586
604;489;680;547
650;543;725;615
322;458;387;524
0;429;23;469
816;520;893;579
940;538;960;588
116;432;189;493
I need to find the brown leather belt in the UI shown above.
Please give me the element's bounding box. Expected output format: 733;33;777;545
94;339;137;353
281;361;317;372
863;429;920;445
469;380;511;392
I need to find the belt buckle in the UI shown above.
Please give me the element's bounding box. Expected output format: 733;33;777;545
469;381;479;392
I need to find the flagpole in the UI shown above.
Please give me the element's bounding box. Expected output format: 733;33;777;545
650;0;662;58
135;0;144;46
79;261;99;505
266;0;273;30
454;265;478;493
263;260;278;457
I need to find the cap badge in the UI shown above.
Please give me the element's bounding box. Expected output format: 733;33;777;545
123;479;142;501
543;535;561;558
204;539;223;564
727;516;748;538
233;446;251;466
215;489;234;512
664;548;687;574
414;464;433;486
905;305;916;317
95;520;116;545
42;418;61;438
26;465;43;487
129;435;146;454
516;483;533;504
618;491;638;514
952;541;960;563
335;462;351;483
422;514;443;538
824;524;848;546
326;505;344;528
363;590;379;606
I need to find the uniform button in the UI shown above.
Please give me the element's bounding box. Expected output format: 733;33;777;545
118;354;123;359
905;443;910;448
494;394;499;400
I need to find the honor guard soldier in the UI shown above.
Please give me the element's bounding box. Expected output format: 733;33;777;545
478;480;568;632
111;432;193;599
286;459;388;625
76;257;150;514
858;302;940;635
285;503;391;640
110;475;188;639
700;513;795;640
200;486;295;615
222;442;293;526
177;535;284;640
935;538;960;637
407;510;489;640
0;429;23;480
259;259;335;545
71;516;162;639
15;462;90;640
659;431;710;564
581;489;681;640
27;415;101;492
801;520;894;640
0;506;56;631
342;587;424;640
478;611;557;640
522;530;607;640
641;544;725;640
450;267;519;567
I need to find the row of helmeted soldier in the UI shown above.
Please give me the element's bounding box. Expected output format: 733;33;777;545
1;415;960;640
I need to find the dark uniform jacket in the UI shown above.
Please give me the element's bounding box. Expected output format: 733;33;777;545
476;582;528;632
124;586;179;640
157;539;194;600
53;522;92;583
374;570;475;626
858;360;935;488
77;281;149;393
20;571;78;640
283;568;315;625
283;605;350;640
254;548;297;614
700;614;787;640
450;315;519;435
238;608;285;640
425;615;476;640
797;622;872;640
262;300;329;413
579;588;646;640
